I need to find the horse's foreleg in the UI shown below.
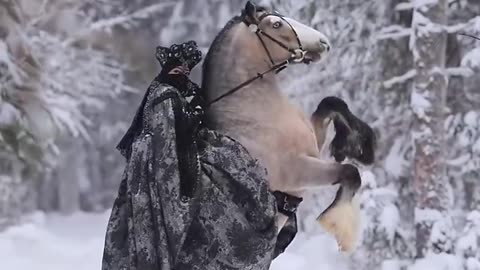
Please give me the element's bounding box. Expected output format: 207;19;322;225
291;158;361;205
285;155;344;191
280;155;362;251
317;163;362;252
290;156;362;189
309;97;375;251
271;156;345;232
285;153;363;251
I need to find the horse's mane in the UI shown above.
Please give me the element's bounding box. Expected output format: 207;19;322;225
201;6;269;95
201;15;242;92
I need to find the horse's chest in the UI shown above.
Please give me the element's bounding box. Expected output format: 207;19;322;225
213;104;317;156
274;116;317;154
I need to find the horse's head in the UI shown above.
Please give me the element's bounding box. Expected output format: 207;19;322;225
243;1;331;64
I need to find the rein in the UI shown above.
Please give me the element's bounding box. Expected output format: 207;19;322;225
205;12;305;107
206;58;292;105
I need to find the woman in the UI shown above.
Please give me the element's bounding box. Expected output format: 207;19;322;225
102;41;296;270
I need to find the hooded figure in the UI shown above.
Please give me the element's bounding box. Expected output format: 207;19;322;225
102;41;297;270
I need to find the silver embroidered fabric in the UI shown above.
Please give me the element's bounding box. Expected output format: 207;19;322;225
101;82;278;270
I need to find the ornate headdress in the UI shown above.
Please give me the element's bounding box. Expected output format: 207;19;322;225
156;40;202;74
117;41;203;158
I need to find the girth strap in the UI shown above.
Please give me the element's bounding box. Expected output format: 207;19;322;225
272;191;303;217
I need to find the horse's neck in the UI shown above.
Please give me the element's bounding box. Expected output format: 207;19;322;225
205;24;287;124
206;62;286;130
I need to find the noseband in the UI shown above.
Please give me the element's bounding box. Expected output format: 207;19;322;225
206;12;306;107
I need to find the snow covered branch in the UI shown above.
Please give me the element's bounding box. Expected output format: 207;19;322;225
0;2;139;169
88;2;176;32
461;48;480;69
64;2;176;45
444;16;480;33
383;70;417;89
395;0;439;12
382;66;473;89
445;67;474;77
415;208;444;224
377;25;412;41
391;1;480;47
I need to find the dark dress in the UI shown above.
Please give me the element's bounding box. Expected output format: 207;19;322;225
102;41;299;270
102;80;280;270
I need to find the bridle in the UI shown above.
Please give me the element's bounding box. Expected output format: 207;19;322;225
252;12;307;66
206;11;307;107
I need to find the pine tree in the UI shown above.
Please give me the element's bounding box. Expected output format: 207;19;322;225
0;0;136;226
409;0;452;258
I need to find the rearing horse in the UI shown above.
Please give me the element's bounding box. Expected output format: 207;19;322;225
202;1;363;251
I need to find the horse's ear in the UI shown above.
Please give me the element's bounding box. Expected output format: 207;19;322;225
243;1;258;24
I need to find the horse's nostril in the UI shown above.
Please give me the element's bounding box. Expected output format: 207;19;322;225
322;42;330;52
320;40;330;52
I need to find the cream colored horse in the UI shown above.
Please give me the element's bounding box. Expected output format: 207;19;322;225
202;1;363;251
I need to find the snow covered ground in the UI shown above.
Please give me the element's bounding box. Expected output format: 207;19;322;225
0;212;109;270
0;211;351;270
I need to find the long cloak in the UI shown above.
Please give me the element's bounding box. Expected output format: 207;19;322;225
101;80;280;270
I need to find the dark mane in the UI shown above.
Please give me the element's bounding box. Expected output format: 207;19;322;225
201;15;242;91
200;4;270;96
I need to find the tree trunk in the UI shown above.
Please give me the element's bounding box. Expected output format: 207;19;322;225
0;161;22;230
55;139;83;214
410;0;450;258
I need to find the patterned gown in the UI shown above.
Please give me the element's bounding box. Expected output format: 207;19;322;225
102;40;298;270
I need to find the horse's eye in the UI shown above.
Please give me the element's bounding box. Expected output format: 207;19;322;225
272;21;282;29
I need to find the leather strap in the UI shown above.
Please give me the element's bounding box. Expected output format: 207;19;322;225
272;191;303;217
206;13;303;107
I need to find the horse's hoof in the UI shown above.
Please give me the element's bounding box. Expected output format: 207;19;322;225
319;164;362;253
317;197;361;253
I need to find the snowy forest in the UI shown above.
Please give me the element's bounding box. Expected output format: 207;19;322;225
0;0;479;269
